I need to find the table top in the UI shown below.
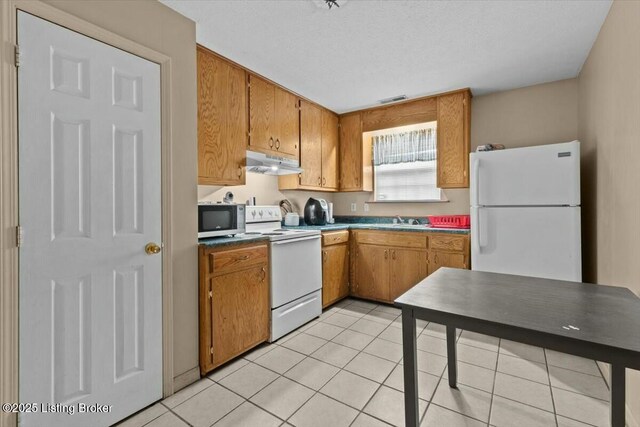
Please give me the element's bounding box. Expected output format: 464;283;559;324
395;268;640;356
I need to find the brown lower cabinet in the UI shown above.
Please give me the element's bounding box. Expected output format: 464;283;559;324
350;230;469;304
322;231;350;307
199;243;270;375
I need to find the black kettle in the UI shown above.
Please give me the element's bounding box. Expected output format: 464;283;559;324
304;198;328;226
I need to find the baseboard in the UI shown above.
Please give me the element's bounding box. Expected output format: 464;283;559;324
596;361;639;427
172;367;200;394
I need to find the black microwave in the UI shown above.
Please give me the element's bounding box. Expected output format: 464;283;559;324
198;203;246;238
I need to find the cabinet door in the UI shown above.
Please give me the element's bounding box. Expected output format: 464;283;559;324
353;244;389;301
339;112;363;190
197;47;247;185
275;86;300;158
249;74;276;152
322;244;349;307
437;91;470;188
199;274;215;374
212;264;269;366
299;101;323;187
389;249;428;301
321;109;339;189
427;250;468;276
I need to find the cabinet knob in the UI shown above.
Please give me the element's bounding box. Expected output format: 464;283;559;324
392;250;396;260
269;137;274;148
275;139;280;149
384;250;388;259
322;177;326;186
261;267;266;282
237;166;243;177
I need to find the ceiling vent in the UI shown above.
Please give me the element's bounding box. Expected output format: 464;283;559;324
379;95;408;105
311;0;347;9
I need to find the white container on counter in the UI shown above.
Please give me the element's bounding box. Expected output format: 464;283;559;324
284;212;300;226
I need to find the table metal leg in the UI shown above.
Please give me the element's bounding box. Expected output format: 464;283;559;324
610;365;626;427
446;325;457;388
402;307;419;427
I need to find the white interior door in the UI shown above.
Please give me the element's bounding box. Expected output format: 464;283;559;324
471;206;582;282
470;141;581;207
18;11;162;427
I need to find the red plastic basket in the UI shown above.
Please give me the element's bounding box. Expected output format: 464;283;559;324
427;215;471;229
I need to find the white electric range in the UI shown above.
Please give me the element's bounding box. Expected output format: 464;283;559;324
245;206;322;341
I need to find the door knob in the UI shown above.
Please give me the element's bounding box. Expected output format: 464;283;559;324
145;242;162;255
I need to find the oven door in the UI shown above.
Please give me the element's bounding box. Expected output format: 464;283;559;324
270;235;322;308
198;204;244;237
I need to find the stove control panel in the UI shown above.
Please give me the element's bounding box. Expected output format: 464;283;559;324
245;205;282;223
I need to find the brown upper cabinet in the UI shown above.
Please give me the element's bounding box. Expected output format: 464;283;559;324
197;46;247;185
437;90;471;188
339;112;373;191
249;74;300;159
362;97;437;132
321;109;340;189
279;101;339;191
337;89;471;191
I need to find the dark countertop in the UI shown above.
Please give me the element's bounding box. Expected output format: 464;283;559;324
199;222;469;248
283;223;470;234
199;234;270;248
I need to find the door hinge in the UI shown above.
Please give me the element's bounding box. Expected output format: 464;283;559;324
16;226;24;247
14;44;21;68
208;290;213;299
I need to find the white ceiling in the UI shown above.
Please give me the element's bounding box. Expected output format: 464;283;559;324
160;0;611;113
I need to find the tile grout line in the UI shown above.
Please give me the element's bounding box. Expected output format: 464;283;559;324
346;312;407;427
485;337;501;427
155;299;607;427
544;348;561;427
285;303;387;426
124;401;170;427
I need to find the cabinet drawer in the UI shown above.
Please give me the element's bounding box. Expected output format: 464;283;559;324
429;234;467;252
356;230;426;249
322;230;349;246
210;245;268;275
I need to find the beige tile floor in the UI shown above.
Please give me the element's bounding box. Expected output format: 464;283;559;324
118;298;612;427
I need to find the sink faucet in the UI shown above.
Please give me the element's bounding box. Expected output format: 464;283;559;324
394;215;404;224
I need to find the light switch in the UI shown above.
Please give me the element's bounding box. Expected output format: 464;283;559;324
364;203;369;212
351;203;357;212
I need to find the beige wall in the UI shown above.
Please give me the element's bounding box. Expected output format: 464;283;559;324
578;0;640;423
332;78;579;217
42;0;200;387
199;174;334;215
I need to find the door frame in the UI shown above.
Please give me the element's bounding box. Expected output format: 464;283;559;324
0;2;175;426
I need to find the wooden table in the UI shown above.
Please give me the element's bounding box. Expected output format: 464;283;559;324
395;267;640;427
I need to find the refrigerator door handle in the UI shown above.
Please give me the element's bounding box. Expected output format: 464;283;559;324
472;207;481;253
472;158;480;206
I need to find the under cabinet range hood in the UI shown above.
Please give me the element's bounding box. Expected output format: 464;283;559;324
246;150;303;175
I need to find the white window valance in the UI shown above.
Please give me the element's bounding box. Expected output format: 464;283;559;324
372;128;436;166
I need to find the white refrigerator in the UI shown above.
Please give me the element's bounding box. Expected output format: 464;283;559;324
470;141;582;282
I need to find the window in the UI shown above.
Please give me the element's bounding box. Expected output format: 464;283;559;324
372;123;442;202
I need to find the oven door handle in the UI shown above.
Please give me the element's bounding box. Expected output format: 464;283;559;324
271;235;321;245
